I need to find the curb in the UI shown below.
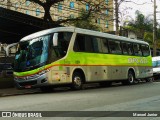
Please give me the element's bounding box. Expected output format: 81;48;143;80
0;88;40;97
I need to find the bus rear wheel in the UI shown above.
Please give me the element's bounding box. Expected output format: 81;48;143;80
127;71;136;84
71;72;83;90
122;70;135;85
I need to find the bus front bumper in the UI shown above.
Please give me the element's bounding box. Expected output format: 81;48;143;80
14;73;50;89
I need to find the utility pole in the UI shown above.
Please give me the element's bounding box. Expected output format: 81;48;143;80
115;0;119;35
153;0;157;56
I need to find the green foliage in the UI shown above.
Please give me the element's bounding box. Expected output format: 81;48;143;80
124;10;160;48
71;9;100;31
127;10;153;34
143;32;153;45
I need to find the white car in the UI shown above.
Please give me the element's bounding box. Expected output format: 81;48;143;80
152;56;160;80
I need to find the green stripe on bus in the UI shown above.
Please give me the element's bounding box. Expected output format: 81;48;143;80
14;52;152;77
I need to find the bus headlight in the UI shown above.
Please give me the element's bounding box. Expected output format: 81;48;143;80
39;69;50;75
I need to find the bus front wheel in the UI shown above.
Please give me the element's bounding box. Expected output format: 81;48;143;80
71;72;83;90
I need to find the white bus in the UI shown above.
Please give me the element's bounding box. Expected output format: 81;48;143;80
152;56;160;80
13;27;153;91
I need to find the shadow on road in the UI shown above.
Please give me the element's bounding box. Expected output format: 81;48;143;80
0;80;154;97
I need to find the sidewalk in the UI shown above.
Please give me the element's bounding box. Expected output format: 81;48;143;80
0;87;40;97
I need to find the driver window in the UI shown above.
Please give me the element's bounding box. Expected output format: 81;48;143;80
58;32;72;56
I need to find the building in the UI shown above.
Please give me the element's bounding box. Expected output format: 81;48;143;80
119;27;145;40
0;0;113;32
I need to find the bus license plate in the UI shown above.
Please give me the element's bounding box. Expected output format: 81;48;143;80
25;85;32;88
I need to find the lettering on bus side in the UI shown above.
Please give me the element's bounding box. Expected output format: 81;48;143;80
128;58;148;64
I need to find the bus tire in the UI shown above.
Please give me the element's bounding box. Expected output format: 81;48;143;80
127;70;135;84
71;72;83;90
122;70;135;85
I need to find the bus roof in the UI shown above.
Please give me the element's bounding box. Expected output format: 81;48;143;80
20;27;149;45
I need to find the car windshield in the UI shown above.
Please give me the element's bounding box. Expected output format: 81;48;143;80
14;35;50;72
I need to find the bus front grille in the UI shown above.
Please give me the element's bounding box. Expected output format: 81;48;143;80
19;81;37;86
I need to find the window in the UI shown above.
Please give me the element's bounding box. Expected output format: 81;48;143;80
50;32;72;59
85;36;94;52
133;44;142;56
105;9;108;15
74;34;102;53
105;0;109;4
74;34;85;52
36;8;40;16
26;0;30;6
141;45;150;56
86;3;89;11
58;32;72;56
70;2;74;9
97;18;100;24
58;3;62;12
128;43;134;55
101;39;108;53
15;3;19;10
122;42;128;55
105;21;108;28
108;40;122;54
92;37;103;53
26;10;30;15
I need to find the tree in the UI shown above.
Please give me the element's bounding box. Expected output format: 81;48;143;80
114;0;149;35
72;9;100;31
28;0;113;28
124;10;160;49
127;10;153;38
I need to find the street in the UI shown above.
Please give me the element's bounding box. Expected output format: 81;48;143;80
0;82;160;120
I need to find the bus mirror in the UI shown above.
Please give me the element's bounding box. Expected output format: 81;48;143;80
53;33;58;46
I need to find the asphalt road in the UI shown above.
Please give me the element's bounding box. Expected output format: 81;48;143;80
0;82;160;120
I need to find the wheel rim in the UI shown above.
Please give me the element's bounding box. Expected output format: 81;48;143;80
128;73;134;83
73;76;82;88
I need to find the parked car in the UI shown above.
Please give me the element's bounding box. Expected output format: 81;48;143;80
152;56;160;80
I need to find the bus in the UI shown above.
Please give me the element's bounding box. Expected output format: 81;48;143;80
152;56;160;80
13;27;153;91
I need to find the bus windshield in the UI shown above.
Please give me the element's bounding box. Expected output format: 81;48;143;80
14;32;72;72
14;35;50;72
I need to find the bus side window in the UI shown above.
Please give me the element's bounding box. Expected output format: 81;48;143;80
92;37;103;53
122;42;128;55
58;32;72;56
73;34;85;52
101;38;108;53
133;44;142;56
127;43;134;55
85;35;94;52
141;45;150;56
108;40;122;54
